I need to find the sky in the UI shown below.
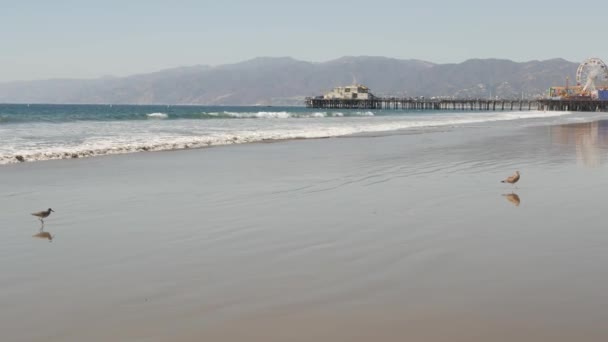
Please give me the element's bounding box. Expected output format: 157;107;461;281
1;0;607;82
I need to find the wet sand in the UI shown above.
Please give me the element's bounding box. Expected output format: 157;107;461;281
2;120;608;341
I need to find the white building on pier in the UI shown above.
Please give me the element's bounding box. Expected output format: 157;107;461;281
323;84;373;100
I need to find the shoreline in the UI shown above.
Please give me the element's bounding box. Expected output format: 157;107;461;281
0;109;578;166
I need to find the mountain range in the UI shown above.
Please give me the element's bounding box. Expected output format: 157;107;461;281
0;57;578;105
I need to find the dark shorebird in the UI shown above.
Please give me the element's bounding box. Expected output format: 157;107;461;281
31;208;54;224
501;171;520;188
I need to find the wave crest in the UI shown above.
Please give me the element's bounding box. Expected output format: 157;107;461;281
146;113;168;119
0;110;573;165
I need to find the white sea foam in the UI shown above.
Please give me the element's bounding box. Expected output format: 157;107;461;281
222;111;293;119
147;113;168;119
213;111;359;119
0;110;576;165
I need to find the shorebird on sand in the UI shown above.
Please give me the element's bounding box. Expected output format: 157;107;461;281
31;208;54;224
501;171;520;188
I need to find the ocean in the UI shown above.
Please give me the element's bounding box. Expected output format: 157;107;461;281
0;104;587;165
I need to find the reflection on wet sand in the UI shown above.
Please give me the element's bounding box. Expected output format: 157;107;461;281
32;231;54;242
551;121;608;167
502;192;521;207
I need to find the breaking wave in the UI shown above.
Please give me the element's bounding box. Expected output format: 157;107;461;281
146;112;168;119
0;110;373;124
0;110;573;165
204;111;373;119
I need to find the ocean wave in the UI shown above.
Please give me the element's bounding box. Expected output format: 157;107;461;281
204;111;370;119
0;110;574;165
0;110;371;124
146;112;168;119
0;134;311;164
224;111;292;119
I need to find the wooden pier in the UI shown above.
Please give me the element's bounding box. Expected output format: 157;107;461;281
305;97;539;111
537;99;608;112
305;97;608;112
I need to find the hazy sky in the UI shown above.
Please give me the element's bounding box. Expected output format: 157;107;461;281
2;0;605;82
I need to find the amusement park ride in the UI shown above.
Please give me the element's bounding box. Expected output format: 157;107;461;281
549;57;608;100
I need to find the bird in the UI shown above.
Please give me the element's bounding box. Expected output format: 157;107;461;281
501;171;520;187
31;208;54;225
502;193;521;207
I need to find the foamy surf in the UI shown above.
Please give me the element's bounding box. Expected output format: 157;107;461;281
147;113;168;119
0;110;578;165
207;111;364;119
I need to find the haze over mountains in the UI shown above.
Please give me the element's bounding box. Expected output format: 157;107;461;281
0;57;577;105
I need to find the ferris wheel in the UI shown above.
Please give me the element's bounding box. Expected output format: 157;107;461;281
576;57;608;93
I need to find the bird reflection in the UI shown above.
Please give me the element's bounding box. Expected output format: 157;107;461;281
32;230;54;242
502;192;521;207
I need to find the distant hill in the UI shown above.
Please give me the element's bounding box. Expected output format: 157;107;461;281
0;57;578;105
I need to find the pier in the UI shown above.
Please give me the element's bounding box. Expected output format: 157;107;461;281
307;81;608;112
537;99;608;112
306;97;608;112
305;97;539;111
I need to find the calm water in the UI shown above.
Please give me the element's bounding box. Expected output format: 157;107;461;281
0;104;587;164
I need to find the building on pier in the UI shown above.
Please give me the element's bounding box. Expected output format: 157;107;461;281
323;84;373;100
548;86;583;99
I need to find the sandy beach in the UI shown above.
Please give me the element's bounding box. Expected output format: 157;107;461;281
2;119;608;341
